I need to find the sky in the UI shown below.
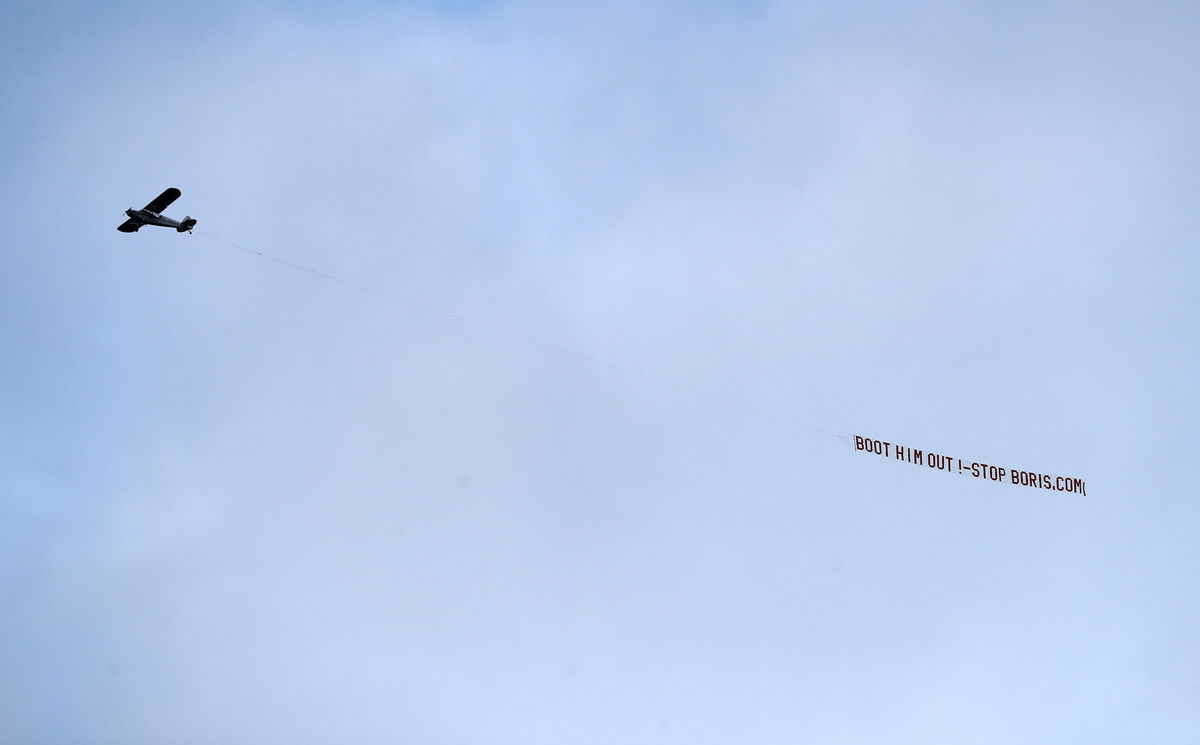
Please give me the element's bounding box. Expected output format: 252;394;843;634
2;1;1198;742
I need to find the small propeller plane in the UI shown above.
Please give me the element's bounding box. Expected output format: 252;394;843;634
118;188;197;233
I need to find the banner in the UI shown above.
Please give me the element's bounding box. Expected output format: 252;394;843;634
853;435;1086;495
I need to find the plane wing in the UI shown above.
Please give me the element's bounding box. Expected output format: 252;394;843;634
143;188;181;213
117;218;142;232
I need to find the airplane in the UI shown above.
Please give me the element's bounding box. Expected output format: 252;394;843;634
117;188;197;233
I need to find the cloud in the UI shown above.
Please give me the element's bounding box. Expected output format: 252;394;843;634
2;2;1198;742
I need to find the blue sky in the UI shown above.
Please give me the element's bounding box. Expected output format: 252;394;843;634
2;1;1198;742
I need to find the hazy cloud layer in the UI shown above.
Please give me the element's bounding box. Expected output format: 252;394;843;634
2;1;1198;742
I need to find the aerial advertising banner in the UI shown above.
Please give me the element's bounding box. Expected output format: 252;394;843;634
854;435;1086;495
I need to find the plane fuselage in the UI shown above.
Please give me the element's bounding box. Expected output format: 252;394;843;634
126;208;184;229
121;208;196;233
